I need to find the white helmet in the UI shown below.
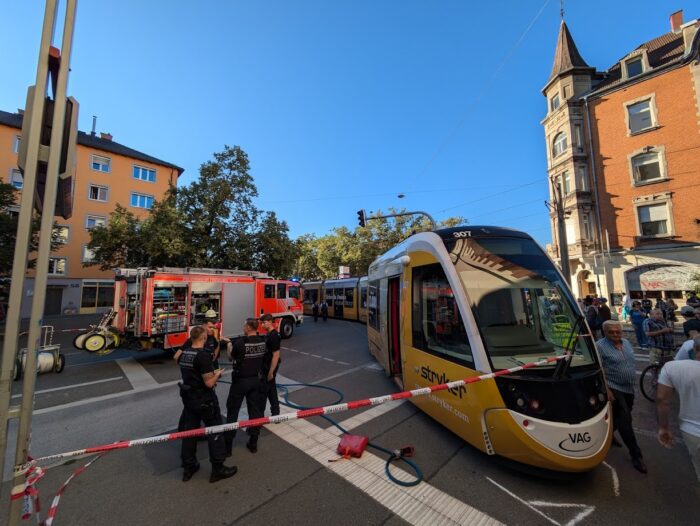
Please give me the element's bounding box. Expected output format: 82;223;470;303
204;309;218;319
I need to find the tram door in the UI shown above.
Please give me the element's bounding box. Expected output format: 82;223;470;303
388;277;402;376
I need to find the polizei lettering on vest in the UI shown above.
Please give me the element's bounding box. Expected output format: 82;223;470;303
420;365;467;399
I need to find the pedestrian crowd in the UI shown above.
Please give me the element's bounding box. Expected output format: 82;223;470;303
172;312;284;483
597;310;700;483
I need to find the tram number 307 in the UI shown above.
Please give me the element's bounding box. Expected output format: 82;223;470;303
452;230;472;238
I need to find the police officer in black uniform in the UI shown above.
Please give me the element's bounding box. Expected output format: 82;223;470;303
224;319;267;455
260;314;281;417
176;326;237;483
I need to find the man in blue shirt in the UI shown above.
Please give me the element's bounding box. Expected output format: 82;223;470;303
597;320;647;474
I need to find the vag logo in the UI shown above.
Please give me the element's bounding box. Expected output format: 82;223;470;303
558;432;594;452
420;366;466;399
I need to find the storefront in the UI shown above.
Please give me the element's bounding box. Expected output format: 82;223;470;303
625;263;698;300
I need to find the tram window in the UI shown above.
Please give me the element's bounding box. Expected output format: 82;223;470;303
325;288;334;307
264;285;275;298
360;287;368;309
277;283;287;298
368;283;380;330
289;285;300;300
412;264;473;366
345;288;354;308
304;289;318;304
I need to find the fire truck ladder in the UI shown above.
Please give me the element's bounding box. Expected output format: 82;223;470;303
132;267;146;337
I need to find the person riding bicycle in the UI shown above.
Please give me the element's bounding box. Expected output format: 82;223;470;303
644;309;674;365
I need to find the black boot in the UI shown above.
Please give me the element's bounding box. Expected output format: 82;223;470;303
182;463;200;482
209;464;238;483
246;437;258;453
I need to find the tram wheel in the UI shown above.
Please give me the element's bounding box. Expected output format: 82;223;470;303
84;332;106;353
639;364;659;402
73;332;88;350
54;353;66;373
280;318;294;339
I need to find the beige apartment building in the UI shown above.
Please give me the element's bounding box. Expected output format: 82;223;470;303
542;10;700;310
0;109;183;317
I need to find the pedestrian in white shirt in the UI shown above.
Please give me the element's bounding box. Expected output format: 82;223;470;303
657;336;700;482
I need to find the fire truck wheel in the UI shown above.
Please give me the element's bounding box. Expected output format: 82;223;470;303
73;332;88;350
84;332;106;353
280;318;294;339
54;353;66;373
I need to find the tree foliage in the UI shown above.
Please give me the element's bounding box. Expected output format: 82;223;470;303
295;209;465;279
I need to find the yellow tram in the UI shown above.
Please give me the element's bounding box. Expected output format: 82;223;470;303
367;226;611;472
302;277;368;322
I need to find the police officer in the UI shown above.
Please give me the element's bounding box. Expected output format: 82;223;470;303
224;319;267;455
179;313;225;368
260;313;281;417
175;326;237;483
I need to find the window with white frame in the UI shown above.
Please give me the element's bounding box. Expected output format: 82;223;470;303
53;225;69;244
10;169;23;189
637;203;669;237
552;132;568;157
91;155;111;172
564;217;575;243
82;245;96;263
582;213;592;240
85;215;107;229
631;151;664;184
626;57;643;78
627;99;653;133
133;165;156;182
550;93;560;111
13;135;21;154
130;192;154;209
561;171;572;195
576;166;588;191
48;257;67;275
574;124;583;148
88;184;108;202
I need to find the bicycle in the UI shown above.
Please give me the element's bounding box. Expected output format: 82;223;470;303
639;346;675;402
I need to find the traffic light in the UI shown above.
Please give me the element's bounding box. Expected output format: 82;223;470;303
357;209;366;228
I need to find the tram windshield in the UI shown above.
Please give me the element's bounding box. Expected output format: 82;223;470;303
446;236;596;371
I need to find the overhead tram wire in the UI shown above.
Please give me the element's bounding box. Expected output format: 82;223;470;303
438;177;542;214
407;0;552;187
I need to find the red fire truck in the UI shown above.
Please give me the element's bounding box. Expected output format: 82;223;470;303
73;267;303;353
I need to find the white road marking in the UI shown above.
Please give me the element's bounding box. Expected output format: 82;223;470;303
328;399;406;434
270;414;502;525
311;354;322;358
602;461;620;497
323;357;335;362
116;358;158;390
10;376;124;398
486;477;596;526
337;361;350;366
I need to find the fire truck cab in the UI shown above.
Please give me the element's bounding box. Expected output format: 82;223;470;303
108;267;303;351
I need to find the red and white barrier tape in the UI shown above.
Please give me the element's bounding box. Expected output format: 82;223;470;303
14;354;566;476
44;454;104;526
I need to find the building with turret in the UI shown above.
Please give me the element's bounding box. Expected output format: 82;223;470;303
542;10;700;309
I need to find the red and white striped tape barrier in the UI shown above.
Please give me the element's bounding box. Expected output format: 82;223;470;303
14;353;566;476
43;454;104;526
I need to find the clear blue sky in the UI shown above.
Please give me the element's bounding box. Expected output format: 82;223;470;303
2;1;694;246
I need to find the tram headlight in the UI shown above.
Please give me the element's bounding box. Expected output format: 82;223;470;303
529;399;542;412
516;397;526;408
588;395;597;407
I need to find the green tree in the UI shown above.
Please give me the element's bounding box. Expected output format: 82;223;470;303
295;234;322;279
177;145;259;269
252;211;298;277
86;204;149;270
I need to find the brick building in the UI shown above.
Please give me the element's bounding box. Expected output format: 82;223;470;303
0;109;183;316
542;10;700;309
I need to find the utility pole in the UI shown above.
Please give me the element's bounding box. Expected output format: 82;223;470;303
547;181;571;285
0;2;78;524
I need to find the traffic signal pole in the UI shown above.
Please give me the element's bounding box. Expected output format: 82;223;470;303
0;2;78;524
0;0;58;491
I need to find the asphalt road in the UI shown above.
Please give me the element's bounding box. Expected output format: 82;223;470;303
1;316;698;525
